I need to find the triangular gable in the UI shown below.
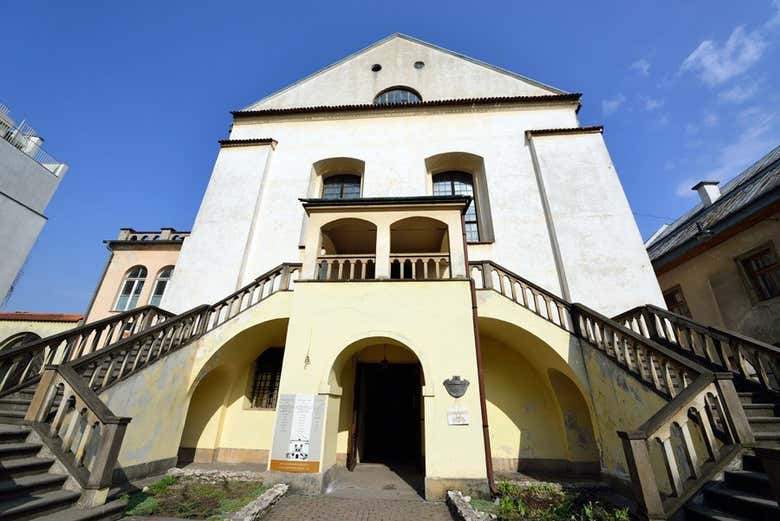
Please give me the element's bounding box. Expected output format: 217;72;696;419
244;34;566;110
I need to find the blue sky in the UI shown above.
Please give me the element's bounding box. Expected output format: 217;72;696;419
3;1;779;312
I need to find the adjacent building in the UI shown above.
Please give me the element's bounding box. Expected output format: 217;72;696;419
647;144;780;346
0;102;68;303
84;227;189;322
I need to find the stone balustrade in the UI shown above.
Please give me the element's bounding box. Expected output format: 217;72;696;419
390;253;450;279
316;255;376;280
615;304;780;393
619;373;754;520
0;306;172;396
24;365;130;507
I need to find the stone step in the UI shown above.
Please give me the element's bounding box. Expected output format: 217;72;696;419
0;488;80;520
35;497;127;521
0;472;68;498
0;409;27;424
703;485;779;520
0;424;31;443
742;453;764;472
742;403;779;417
0;442;42;460
724;470;772;497
685;503;747;521
0;456;55;478
754;431;780;442
0;399;32;413
748;417;780;433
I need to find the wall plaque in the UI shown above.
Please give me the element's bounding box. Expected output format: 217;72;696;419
270;394;326;473
447;406;470;425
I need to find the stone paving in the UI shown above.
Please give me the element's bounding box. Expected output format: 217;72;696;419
264;495;453;521
265;464;453;520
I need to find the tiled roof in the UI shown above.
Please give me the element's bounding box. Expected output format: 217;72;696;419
0;312;83;322
647;144;780;264
232;94;582;118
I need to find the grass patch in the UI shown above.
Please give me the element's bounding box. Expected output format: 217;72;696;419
124;476;269;520
470;481;632;521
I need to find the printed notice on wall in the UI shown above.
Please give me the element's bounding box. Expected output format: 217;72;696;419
270;394;325;473
447;406;469;425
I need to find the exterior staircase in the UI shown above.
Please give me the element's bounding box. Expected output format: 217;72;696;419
0;388;126;520
0;261;777;519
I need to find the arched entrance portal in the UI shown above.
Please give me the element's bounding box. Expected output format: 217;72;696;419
329;339;426;494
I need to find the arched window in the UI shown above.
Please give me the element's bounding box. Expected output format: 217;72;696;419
149;266;174;307
0;332;41;352
373;87;421;105
322;174;361;200
433;171;479;241
249;348;284;408
115;266;147;311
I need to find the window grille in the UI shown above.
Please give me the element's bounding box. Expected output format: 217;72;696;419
250;348;284;409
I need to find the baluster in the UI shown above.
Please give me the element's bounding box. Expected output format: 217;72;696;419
50;391;72;436
74;421;95;466
664;363;678;397
61;408;83;451
100;357;117;389
410;259;416;279
497;273;506;295
87;364;101;389
658;436;684;496
103;323;118;349
648;355;662;392
325;260;333;280
544;297;553;321
422;259;428;279
735;345;754;381
678;420;700;478
695;406;720;461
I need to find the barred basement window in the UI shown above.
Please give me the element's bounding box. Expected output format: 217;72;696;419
250;348;284;409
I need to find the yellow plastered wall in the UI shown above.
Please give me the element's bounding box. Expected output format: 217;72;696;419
277;280;486;481
483;337;567;462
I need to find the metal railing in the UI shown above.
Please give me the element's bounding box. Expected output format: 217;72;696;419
0;108;64;174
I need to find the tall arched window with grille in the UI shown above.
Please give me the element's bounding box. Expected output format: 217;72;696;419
149;266;174;307
433;171;479;241
322;174;361;199
114;266;147;311
249;348;284;409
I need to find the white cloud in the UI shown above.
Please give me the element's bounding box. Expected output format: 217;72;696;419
601;93;626;116
768;0;780;28
676;109;777;197
645;98;665;111
680;26;766;85
718;82;760;103
703;112;719;127
630;58;651;76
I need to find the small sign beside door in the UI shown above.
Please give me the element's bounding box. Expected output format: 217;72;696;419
447;407;469;425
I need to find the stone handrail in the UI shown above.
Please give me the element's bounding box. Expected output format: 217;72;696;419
615;304;780;392
0;306;173;397
316;255;375;280
390;253;451;280
619;372;754;520
469;260;574;332
573;303;709;399
24;364;131;507
69;263;300;394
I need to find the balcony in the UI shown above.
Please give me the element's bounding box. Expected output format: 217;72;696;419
302;196;470;281
0;102;66;175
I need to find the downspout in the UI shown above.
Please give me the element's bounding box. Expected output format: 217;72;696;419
460;209;497;495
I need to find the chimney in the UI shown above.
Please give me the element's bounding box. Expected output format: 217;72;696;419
692;180;721;206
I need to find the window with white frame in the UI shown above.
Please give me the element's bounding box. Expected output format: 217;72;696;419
322;174;361;199
149;266;174;307
115;266;147;311
433;171;479;241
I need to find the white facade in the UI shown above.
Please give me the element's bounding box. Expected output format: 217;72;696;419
163;34;663;316
0;106;67;303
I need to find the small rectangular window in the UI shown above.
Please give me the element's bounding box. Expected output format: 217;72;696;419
739;244;780;301
663;285;691;317
250;348;284;409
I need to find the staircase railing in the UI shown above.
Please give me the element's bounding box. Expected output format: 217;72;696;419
470;260;574;333
69;263;300;394
0;306;173;397
615;304;780;393
24;364;130;507
619;372;754;520
22;263;299;507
